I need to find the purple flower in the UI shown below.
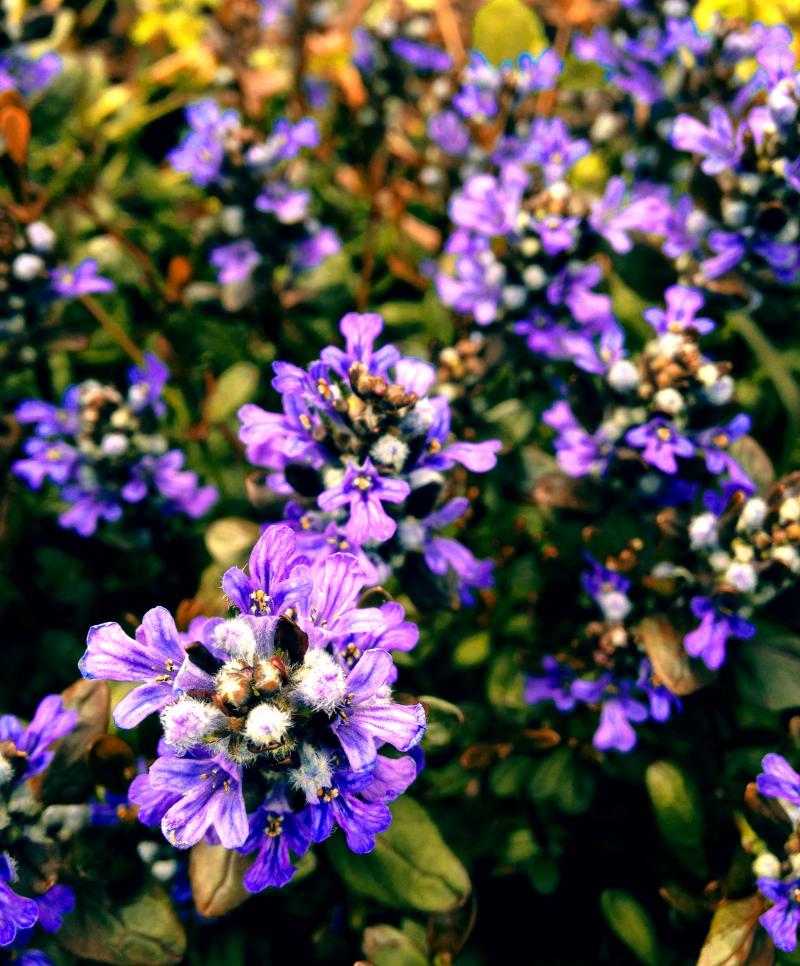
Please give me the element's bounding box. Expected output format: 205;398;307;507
125;450;218;518
57;490;123;537
625;419;694;475
239;796;311;891
12;438;77;490
572;677;648;753
644;286;715;336
168;99;238;186
80;607;188;728
700;230;747;280
671;108;745;175
209;240;262;285
683;596;756;670
531;214;580;256
148;754;248;850
254;183;311;223
0;695;77;782
520;118;588;184
758;877;800;953
517;49;562;92
449;165;528;238
318;459;410;544
757;754;800;806
695;414;754;491
525;656;577;712
330;648;426;773
436;239;505;325
542;401;610;477
637;660;681;722
220;522;312;618
307;767;392;853
293;228;341;270
320;312;400;380
389;38;452;72
589;178;669;254
581;554;631;623
398;498;494;605
50;259;114;298
428;111;470;157
0;855;38;947
33;885;75;934
127;352;170;416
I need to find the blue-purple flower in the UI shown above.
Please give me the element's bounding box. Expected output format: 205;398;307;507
80;524;426;891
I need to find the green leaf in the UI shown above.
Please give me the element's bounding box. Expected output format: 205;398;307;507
58;880;186;966
472;0;546;65
329;797;471;912
362;924;429;966
204;517;262;569
453;631;490;668
420;695;464;749
600;890;660;966
697;894;766;966
204;362;261;423
645;761;707;877
734;627;800;710
490;757;531;797
528;746;595;814
487;650;527;712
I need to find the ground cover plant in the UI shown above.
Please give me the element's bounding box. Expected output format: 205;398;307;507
5;0;800;963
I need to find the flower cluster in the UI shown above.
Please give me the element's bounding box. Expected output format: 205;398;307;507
523;284;790;748
0;209;113;369
13;353;217;536
0;5;62;98
239;311;500;604
751;755;800;953
79;523;426;890
575;5;800;290
0;694;78;961
526;553;680;753
168;101;340;310
430;50;681;363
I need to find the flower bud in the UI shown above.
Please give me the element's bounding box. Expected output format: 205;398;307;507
244;702;292;747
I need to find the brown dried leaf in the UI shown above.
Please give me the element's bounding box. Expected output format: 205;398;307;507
189;842;254;918
0;102;31;166
697;894;768;966
637;614;714;697
40;680;111;805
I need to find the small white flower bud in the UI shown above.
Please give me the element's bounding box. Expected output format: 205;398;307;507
607;360;640;392
101;432;129;457
772;545;800;572
26;221;56;252
160;697;227;753
781;498;800;522
653;388;684;415
12;254;44;281
689;512;718;550
705;376;734;406
709;551;732;572
753;853;782;879
739;498;767;531
522;265;547;288
370;434;409;472
244;702;292;747
213;619;258;661
289;743;335;803
292;649;347;714
723;562;757;593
